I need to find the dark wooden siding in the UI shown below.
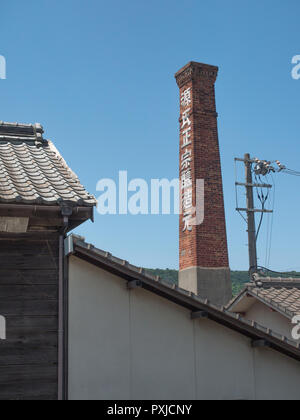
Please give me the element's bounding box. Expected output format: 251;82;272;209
0;236;59;400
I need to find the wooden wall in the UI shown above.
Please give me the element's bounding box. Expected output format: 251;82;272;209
0;235;59;400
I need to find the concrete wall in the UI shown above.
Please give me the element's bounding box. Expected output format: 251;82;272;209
68;256;300;400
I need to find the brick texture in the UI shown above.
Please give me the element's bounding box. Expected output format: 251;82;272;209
175;62;229;271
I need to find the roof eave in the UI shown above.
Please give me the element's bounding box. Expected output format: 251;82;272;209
0;203;94;233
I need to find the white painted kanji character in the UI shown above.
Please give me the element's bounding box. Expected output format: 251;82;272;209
182;212;193;232
182;188;193;210
181;149;192;170
181;171;192;190
181;88;191;107
181;127;191;148
181;108;191;129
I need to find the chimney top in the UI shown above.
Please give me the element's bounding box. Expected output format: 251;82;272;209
175;61;219;88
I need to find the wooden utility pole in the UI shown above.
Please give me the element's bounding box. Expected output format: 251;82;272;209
235;154;274;277
244;153;258;274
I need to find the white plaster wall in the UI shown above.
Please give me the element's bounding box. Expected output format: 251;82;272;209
68;256;300;400
130;288;196;400
194;319;255;400
68;256;131;400
254;348;300;400
246;301;293;340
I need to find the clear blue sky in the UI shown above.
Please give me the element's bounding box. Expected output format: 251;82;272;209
1;0;299;271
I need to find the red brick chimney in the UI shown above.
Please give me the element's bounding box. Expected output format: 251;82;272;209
175;61;231;306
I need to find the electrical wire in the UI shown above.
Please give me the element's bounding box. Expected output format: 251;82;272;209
253;172;270;242
265;193;271;268
282;167;300;177
251;169;274;270
237;157;299;276
235;159;247;224
266;173;276;268
257;266;300;278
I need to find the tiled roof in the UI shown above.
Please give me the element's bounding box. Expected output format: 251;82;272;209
0;122;96;207
228;276;300;319
247;276;300;318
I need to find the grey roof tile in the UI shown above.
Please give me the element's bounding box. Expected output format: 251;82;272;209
248;285;300;317
228;276;300;319
0;122;97;207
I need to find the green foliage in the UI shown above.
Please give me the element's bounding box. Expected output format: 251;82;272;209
146;268;178;285
230;271;250;296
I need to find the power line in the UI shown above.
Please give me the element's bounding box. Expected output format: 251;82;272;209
255;158;300;177
265;192;271;268
282;168;300;177
257;266;300;278
266;172;275;269
254;172;270;242
234;159;247;224
235;155;300;278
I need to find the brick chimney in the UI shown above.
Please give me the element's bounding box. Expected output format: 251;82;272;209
175;61;232;306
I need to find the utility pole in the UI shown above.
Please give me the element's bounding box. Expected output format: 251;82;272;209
244;153;258;275
235;154;274;277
